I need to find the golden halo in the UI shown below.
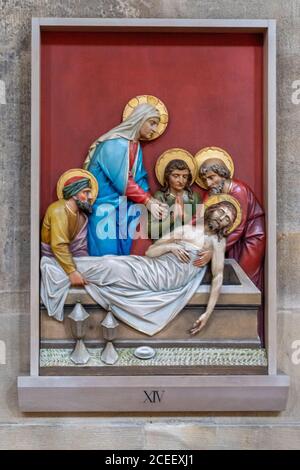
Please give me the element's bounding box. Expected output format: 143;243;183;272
56;169;98;204
122;95;169;140
194;146;235;189
155;148;197;186
204;194;242;234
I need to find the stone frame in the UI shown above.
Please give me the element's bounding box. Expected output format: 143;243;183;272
18;18;289;412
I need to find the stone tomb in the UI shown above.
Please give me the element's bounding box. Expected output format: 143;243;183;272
40;258;264;375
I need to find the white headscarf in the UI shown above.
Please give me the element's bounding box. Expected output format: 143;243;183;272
97;103;160;142
83;103;160;169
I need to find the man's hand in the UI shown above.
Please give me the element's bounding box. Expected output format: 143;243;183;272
189;312;209;335
171;246;190;263
193;250;212;268
146;198;169;220
69;270;88;287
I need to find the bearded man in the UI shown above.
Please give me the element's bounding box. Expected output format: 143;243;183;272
195;147;265;291
41;169;98;287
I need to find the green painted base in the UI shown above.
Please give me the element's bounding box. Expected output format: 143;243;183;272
40;347;267;368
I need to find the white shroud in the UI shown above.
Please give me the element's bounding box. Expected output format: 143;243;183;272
40;246;206;336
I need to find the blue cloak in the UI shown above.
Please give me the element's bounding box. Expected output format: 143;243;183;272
87;138;149;256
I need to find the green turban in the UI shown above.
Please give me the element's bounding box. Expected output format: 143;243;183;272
62;177;91;200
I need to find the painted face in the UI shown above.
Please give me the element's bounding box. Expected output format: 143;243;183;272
202;170;225;194
168;169;190;192
138;117;160;140
207;205;235;232
74;187;93;214
77;188;93;203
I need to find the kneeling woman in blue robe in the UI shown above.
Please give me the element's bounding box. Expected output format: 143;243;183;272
84;103;167;256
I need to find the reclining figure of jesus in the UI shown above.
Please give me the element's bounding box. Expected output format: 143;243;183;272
41;194;241;336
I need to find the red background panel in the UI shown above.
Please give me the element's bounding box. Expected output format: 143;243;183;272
41;31;263;220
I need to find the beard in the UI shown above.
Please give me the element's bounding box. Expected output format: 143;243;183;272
208;179;225;195
205;213;225;241
75;198;93;215
207;218;220;232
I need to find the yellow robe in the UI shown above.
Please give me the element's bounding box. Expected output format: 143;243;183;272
41;199;83;274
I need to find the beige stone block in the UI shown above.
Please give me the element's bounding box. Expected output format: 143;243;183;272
0;138;30;315
277;234;300;309
278;54;300;127
0;422;145;450
144;423;300;449
0;314;29;419
152;0;300;23
0;1;142;48
0;421;299;450
277;127;300;232
0;293;30;316
277;17;300;54
277;310;300;418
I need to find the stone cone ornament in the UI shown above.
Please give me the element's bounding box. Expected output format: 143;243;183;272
101;309;119;337
101;341;119;365
68;302;89;327
100;308;119;364
68;302;90;365
70;339;90;365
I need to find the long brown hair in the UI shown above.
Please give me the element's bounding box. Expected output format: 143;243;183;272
162;159;193;200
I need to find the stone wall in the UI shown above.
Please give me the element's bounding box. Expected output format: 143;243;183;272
0;0;300;449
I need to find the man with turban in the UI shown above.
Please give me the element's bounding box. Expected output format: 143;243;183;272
41;169;98;287
84;97;169;256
